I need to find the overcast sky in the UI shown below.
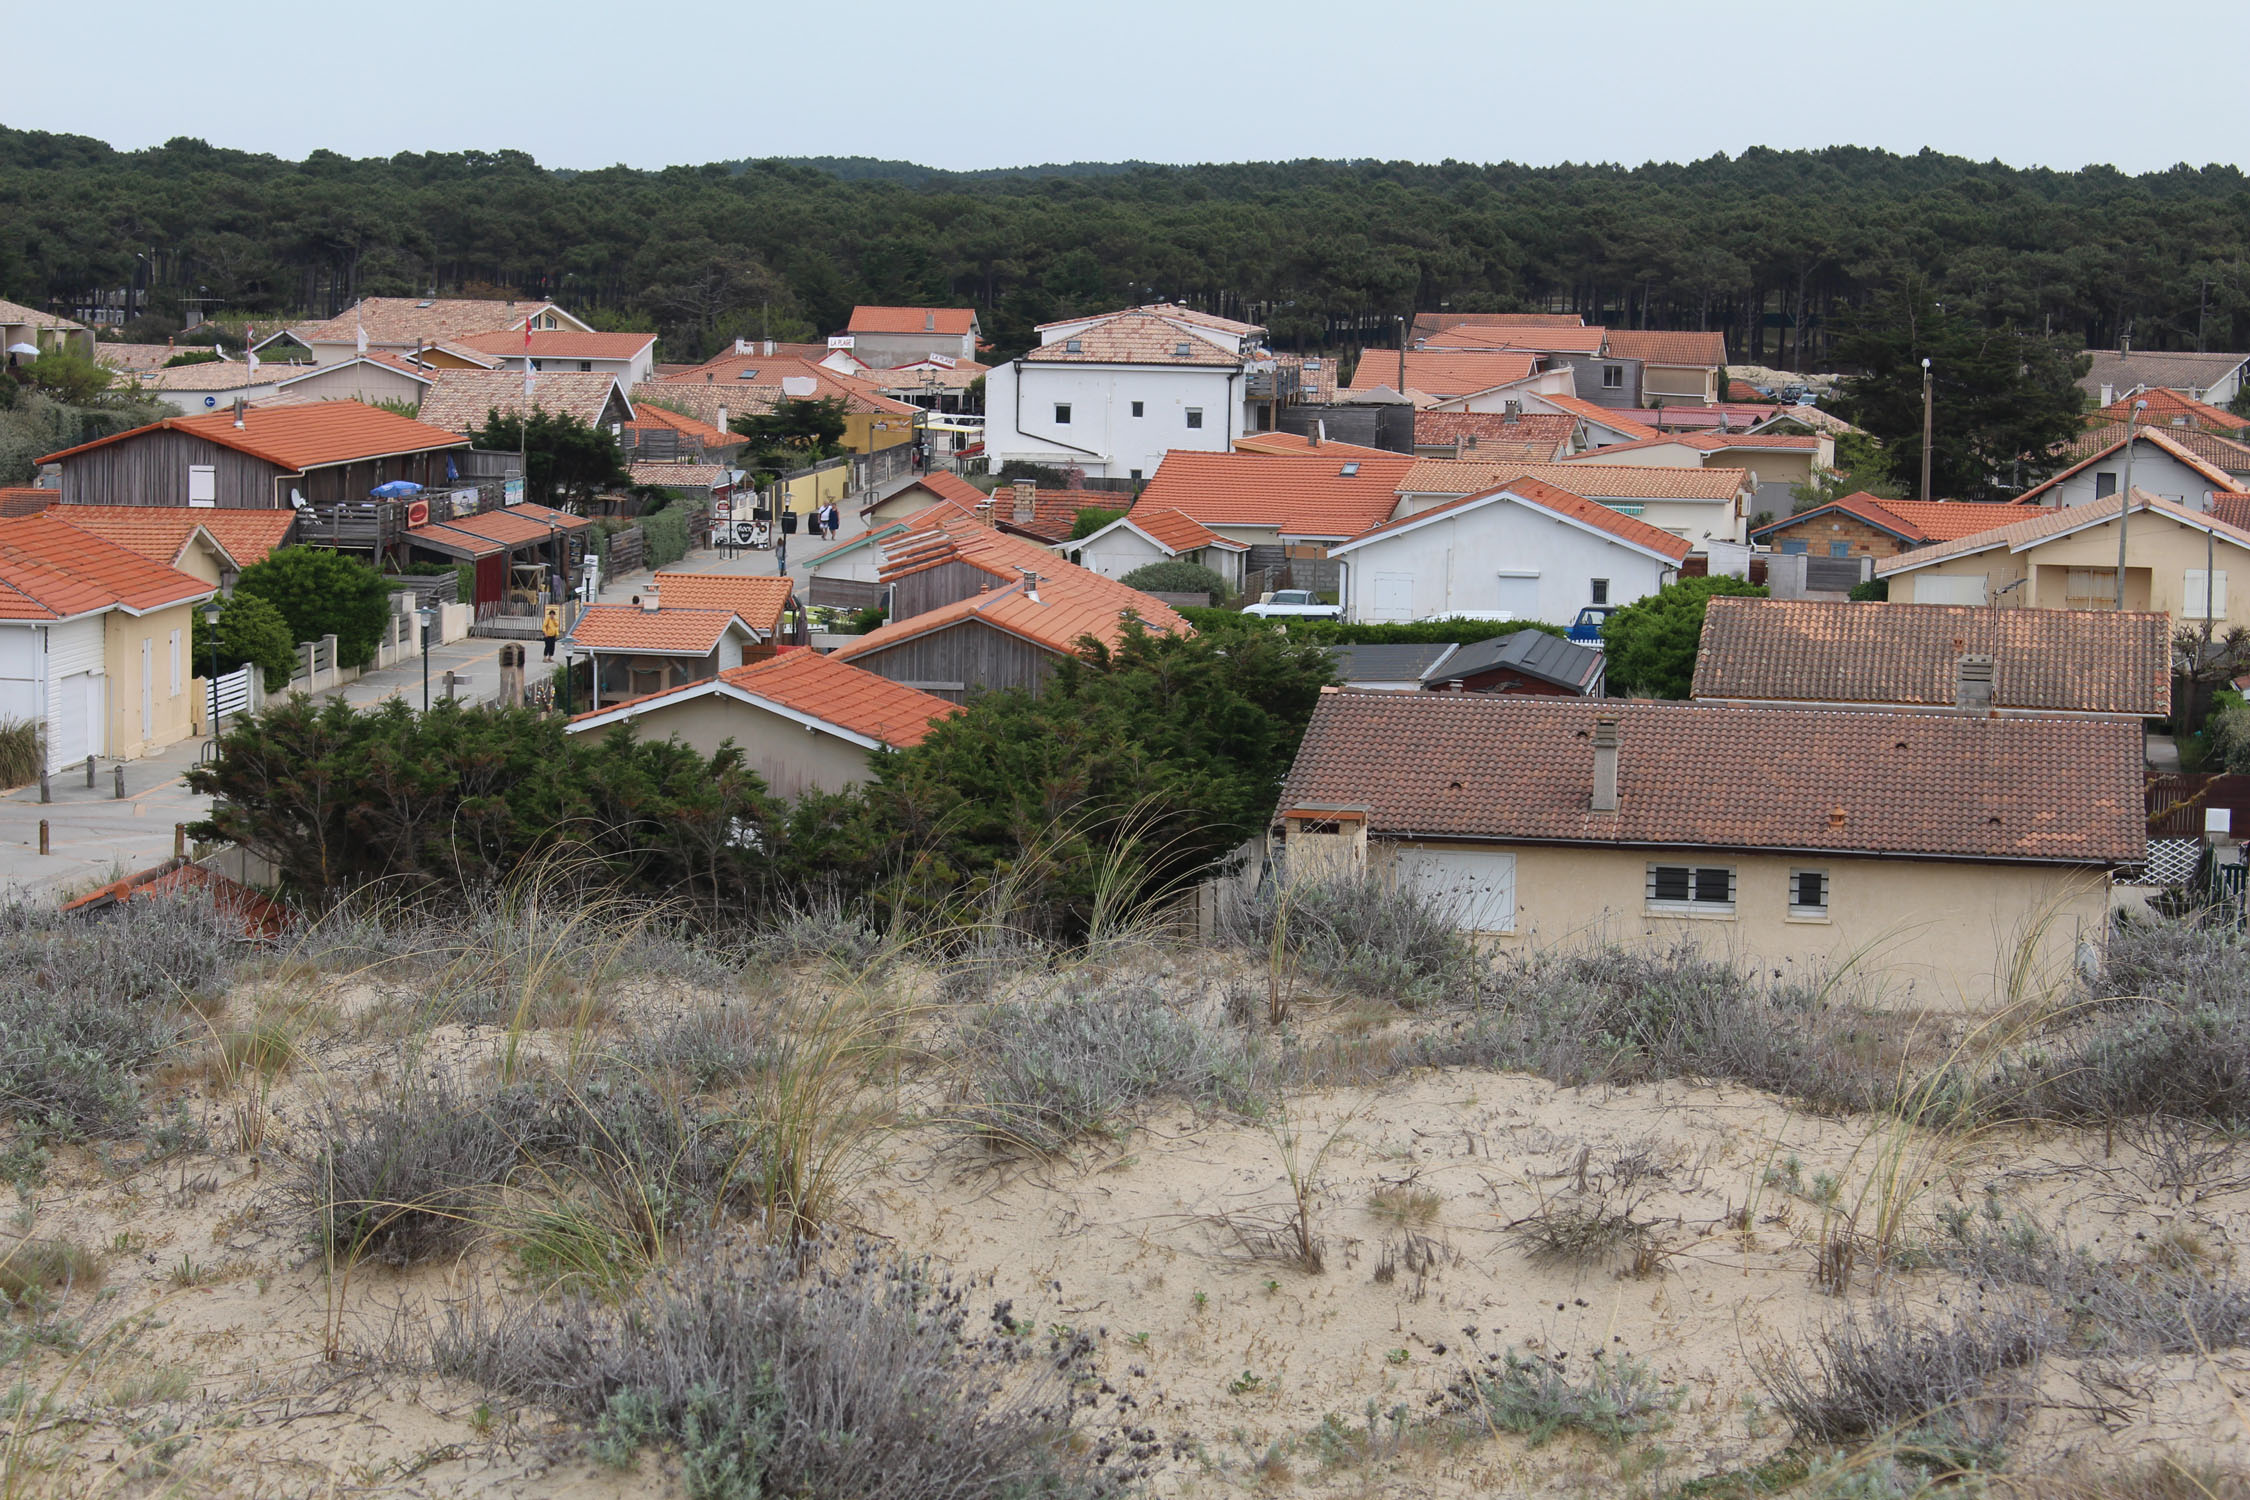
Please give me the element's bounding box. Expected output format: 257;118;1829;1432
10;0;2238;176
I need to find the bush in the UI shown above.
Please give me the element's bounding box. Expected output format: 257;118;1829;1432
191;590;297;692
233;547;391;668
1848;577;1890;602
1118;559;1230;600
1600;575;1768;698
641;506;689;568
433;1236;1139;1500
298;1076;520;1264
1070;506;1126;540
0;720;39;788
958;983;1262;1153
1443;1347;1674;1446
1220;870;1478;1005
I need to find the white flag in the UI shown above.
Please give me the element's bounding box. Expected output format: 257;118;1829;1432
356;321;368;356
246;326;259;373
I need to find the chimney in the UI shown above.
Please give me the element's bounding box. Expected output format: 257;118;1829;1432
2121;330;2132;357
1504;399;1522;418
1954;653;1995;714
641;588;661;613
231;396;247;429
2099;383;2115;407
763;339;776;357
1312;419;1325;448
1591;715;1620;812
1013;481;1036;523
736;338;753;355
924;311;935;332
1467;433;1479;449
1019;567;1041;602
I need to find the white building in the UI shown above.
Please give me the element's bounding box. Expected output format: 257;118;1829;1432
1328;477;1689;625
450;330;658;387
1067;507;1249;592
2017;428;2237;512
981;305;1270;482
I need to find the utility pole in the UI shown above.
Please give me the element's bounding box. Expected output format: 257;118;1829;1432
2116;398;2145;610
1397;314;1407;393
1919;358;1934;503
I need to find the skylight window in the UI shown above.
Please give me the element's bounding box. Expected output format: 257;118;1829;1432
736;369;758;379
1065;338;1083;353
1174;342;1194;357
1340;462;1360;476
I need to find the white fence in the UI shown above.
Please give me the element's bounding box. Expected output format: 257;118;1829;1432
205;665;252;726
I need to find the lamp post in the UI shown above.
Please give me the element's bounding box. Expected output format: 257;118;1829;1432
416;606;435;711
2116;398;2146;611
202;598;222;734
1919;357;1934;503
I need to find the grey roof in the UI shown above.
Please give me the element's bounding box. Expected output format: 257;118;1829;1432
1326;643;1459;684
2078;349;2250;398
1425;629;1603;692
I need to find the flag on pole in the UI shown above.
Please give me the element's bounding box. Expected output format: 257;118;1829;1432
522;317;534;402
246;326;259;374
356;320;367;356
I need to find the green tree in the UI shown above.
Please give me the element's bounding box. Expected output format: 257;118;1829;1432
233;547;391;668
1829;280;2090;502
1118;559;1230;599
190;591;297;691
1069;506;1127;540
24;350;112;405
1601;576;1768;699
1790;429;1902;512
467;406;629;504
729;397;847;483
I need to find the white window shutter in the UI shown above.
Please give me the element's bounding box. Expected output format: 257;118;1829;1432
169;630;181;694
2187;570;2226;618
2216;570;2229;618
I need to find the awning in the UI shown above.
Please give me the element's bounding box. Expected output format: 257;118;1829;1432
403;521;504;560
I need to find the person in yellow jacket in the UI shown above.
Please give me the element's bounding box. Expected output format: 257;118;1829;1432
542;604;561;659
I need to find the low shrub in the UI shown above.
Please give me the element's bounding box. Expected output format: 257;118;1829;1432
958;983;1263;1153
298;1076;521;1265
1938;1209;2250;1355
1443;1346;1675;1446
432;1236;1144;1500
0;719;39;789
1220;870;1479;1005
1118;559;1230;600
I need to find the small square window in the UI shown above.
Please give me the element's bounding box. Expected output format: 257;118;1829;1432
1054;403;1072;424
1789;868;1830;919
578;360;593;372
1829;541;1851;557
1590;578;1610;605
1602;365;1624;389
1174;341;1194;357
1131;400;1144;417
1129;468;1143;481
1065;338;1083;353
2094;471;2118;498
1647;863;1735;914
1185;408;1204;429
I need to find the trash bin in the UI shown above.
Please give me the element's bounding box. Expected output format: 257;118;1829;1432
780;510;799;535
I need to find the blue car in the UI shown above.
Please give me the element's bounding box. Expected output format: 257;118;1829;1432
1567;605;1619;648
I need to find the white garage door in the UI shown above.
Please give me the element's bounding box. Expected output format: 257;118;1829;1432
1396;849;1516;933
1492;573;1540;619
1914;573;1987;606
49;672;101;769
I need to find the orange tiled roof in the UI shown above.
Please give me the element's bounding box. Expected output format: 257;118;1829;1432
0;514;211;621
1338;476;1693;563
507;500;593;533
1130;450;1416;539
864;471;986;515
1418;324;1609;356
1414;411;1578;455
1750;494;2026;546
566;605;750;654
625;402;740;447
0;488;55;519
2065;422;2250;473
2092;387;2250;436
649;572;794;635
721;650;958;745
987;487;1120;544
454;329;656;360
48;505;295;568
1231;431;1395;458
1399;458;1530;495
1536;395;1661;439
1124;507;1245;554
297;298;571;347
1024;313;1241;366
1876;489;2250;577
39;401;467;473
1601;329;1729;367
1345;350;1539;399
441;506;564;548
1503;462;1748;501
846;306;978;337
628;462;732;489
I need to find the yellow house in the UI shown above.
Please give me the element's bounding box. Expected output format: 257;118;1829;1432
1279;693;2144;1009
1877;489;2250;631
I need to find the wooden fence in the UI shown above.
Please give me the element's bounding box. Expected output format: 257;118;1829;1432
2147;773;2250;838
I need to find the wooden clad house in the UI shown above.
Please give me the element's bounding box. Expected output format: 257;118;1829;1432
39;402;470;510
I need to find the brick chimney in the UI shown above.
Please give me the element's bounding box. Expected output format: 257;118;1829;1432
1591;715;1620;812
1013;481;1036;523
1019;567;1041;602
1954;653;1995;714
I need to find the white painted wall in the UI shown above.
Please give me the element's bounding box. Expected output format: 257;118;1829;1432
2040;443;2221;511
44;616;106;769
0;627;39;728
983;361;1250;480
1071;527;1171;580
1333;498;1676;625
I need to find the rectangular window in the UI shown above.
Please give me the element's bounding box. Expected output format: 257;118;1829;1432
577;360;593;372
1185;408;1204;429
1602;365;1624;389
2187;569;2230;618
1789;868;1830;920
1829;541;1852;557
169;629;181;695
1590;578;1610;605
2093;471;2119;499
1129;469;1143;481
1130;400;1144;417
187;464;216;506
1781;538;1809;555
1053;403;1072;424
1646;863;1736;914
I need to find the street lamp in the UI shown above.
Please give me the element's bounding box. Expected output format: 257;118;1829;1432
1919;357;1934;503
416;606;435;711
202;598;222;733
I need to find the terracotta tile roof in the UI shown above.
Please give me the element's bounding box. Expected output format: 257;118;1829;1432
2016;428;2238;505
0;298;85;332
1600;329;1729;367
39;401;467;473
1131;450;1416;538
1399;459;1529;494
2092;388;2249;436
1419;324;1609;356
1751;494;2025;546
1281;693;2145;864
1691;597;2171;716
1337;477;1693;563
846;306;978;337
1231;431;1396;458
1508;462;1749;501
2209;492;2250;531
648;572;794;635
0;488;54;519
720;649;959;746
1877;489;2250;577
1411;312;1585;338
96;343;216;373
0;514;211;621
417;370;628;434
624;403;739;445
506;500;594;533
1532;394;1660;439
1023;313;1241;366
453;329;656;361
1564;431;1820;460
48;505;295;568
629;462;732;489
566;605;750;654
297;298;570;347
1414;411;1578;455
2065;422;2250;473
1037;304;1263;337
135;360;298;391
643;361;917;416
1124;507;1245;553
440;506;566;549
1344;350;1539;399
853;360;989;392
424;341;501;369
863;471;986;517
987;487;1121;544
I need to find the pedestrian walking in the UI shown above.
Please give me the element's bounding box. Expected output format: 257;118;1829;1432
541;604;561;659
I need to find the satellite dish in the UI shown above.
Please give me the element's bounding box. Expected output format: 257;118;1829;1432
780;376;818;398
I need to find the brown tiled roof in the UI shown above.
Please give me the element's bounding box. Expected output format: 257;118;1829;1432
417;370;627;434
642;361;917;416
2078;350;2250;400
453;330;655;361
1131;450;1415;538
1344;350;1539;399
625;402;741;447
1514;462;1748;501
1410;312;1585;339
2091;388;2249;436
1337;477;1693;563
507;500;594;533
1418;325;1609;356
2017;427;2238;504
1399;459;1528;494
860;470;987;517
628;462;731;489
570;647;958;749
1876;489;2250;577
2065;422;2250;473
96;343;221;374
0;299;85;331
1024;313;1241;366
566;605;750;654
1280;693;2145;864
1601;329;1729;367
1533;395;1661;439
1414;411;1578;455
134;360;298;391
0;488;55;519
2209;492;2250;531
649;572;793;635
49;505;295;568
1231;431;1396;458
989;488;1120;543
40;402;465;472
1036;303;1262;336
1750;494;2026;546
297;298;570;347
1690;597;2171;716
847;306;978;337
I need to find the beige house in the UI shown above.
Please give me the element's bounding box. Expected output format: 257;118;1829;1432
0;299;95;365
567;648;957;797
1876;489;2250;631
1278;692;2143;1007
